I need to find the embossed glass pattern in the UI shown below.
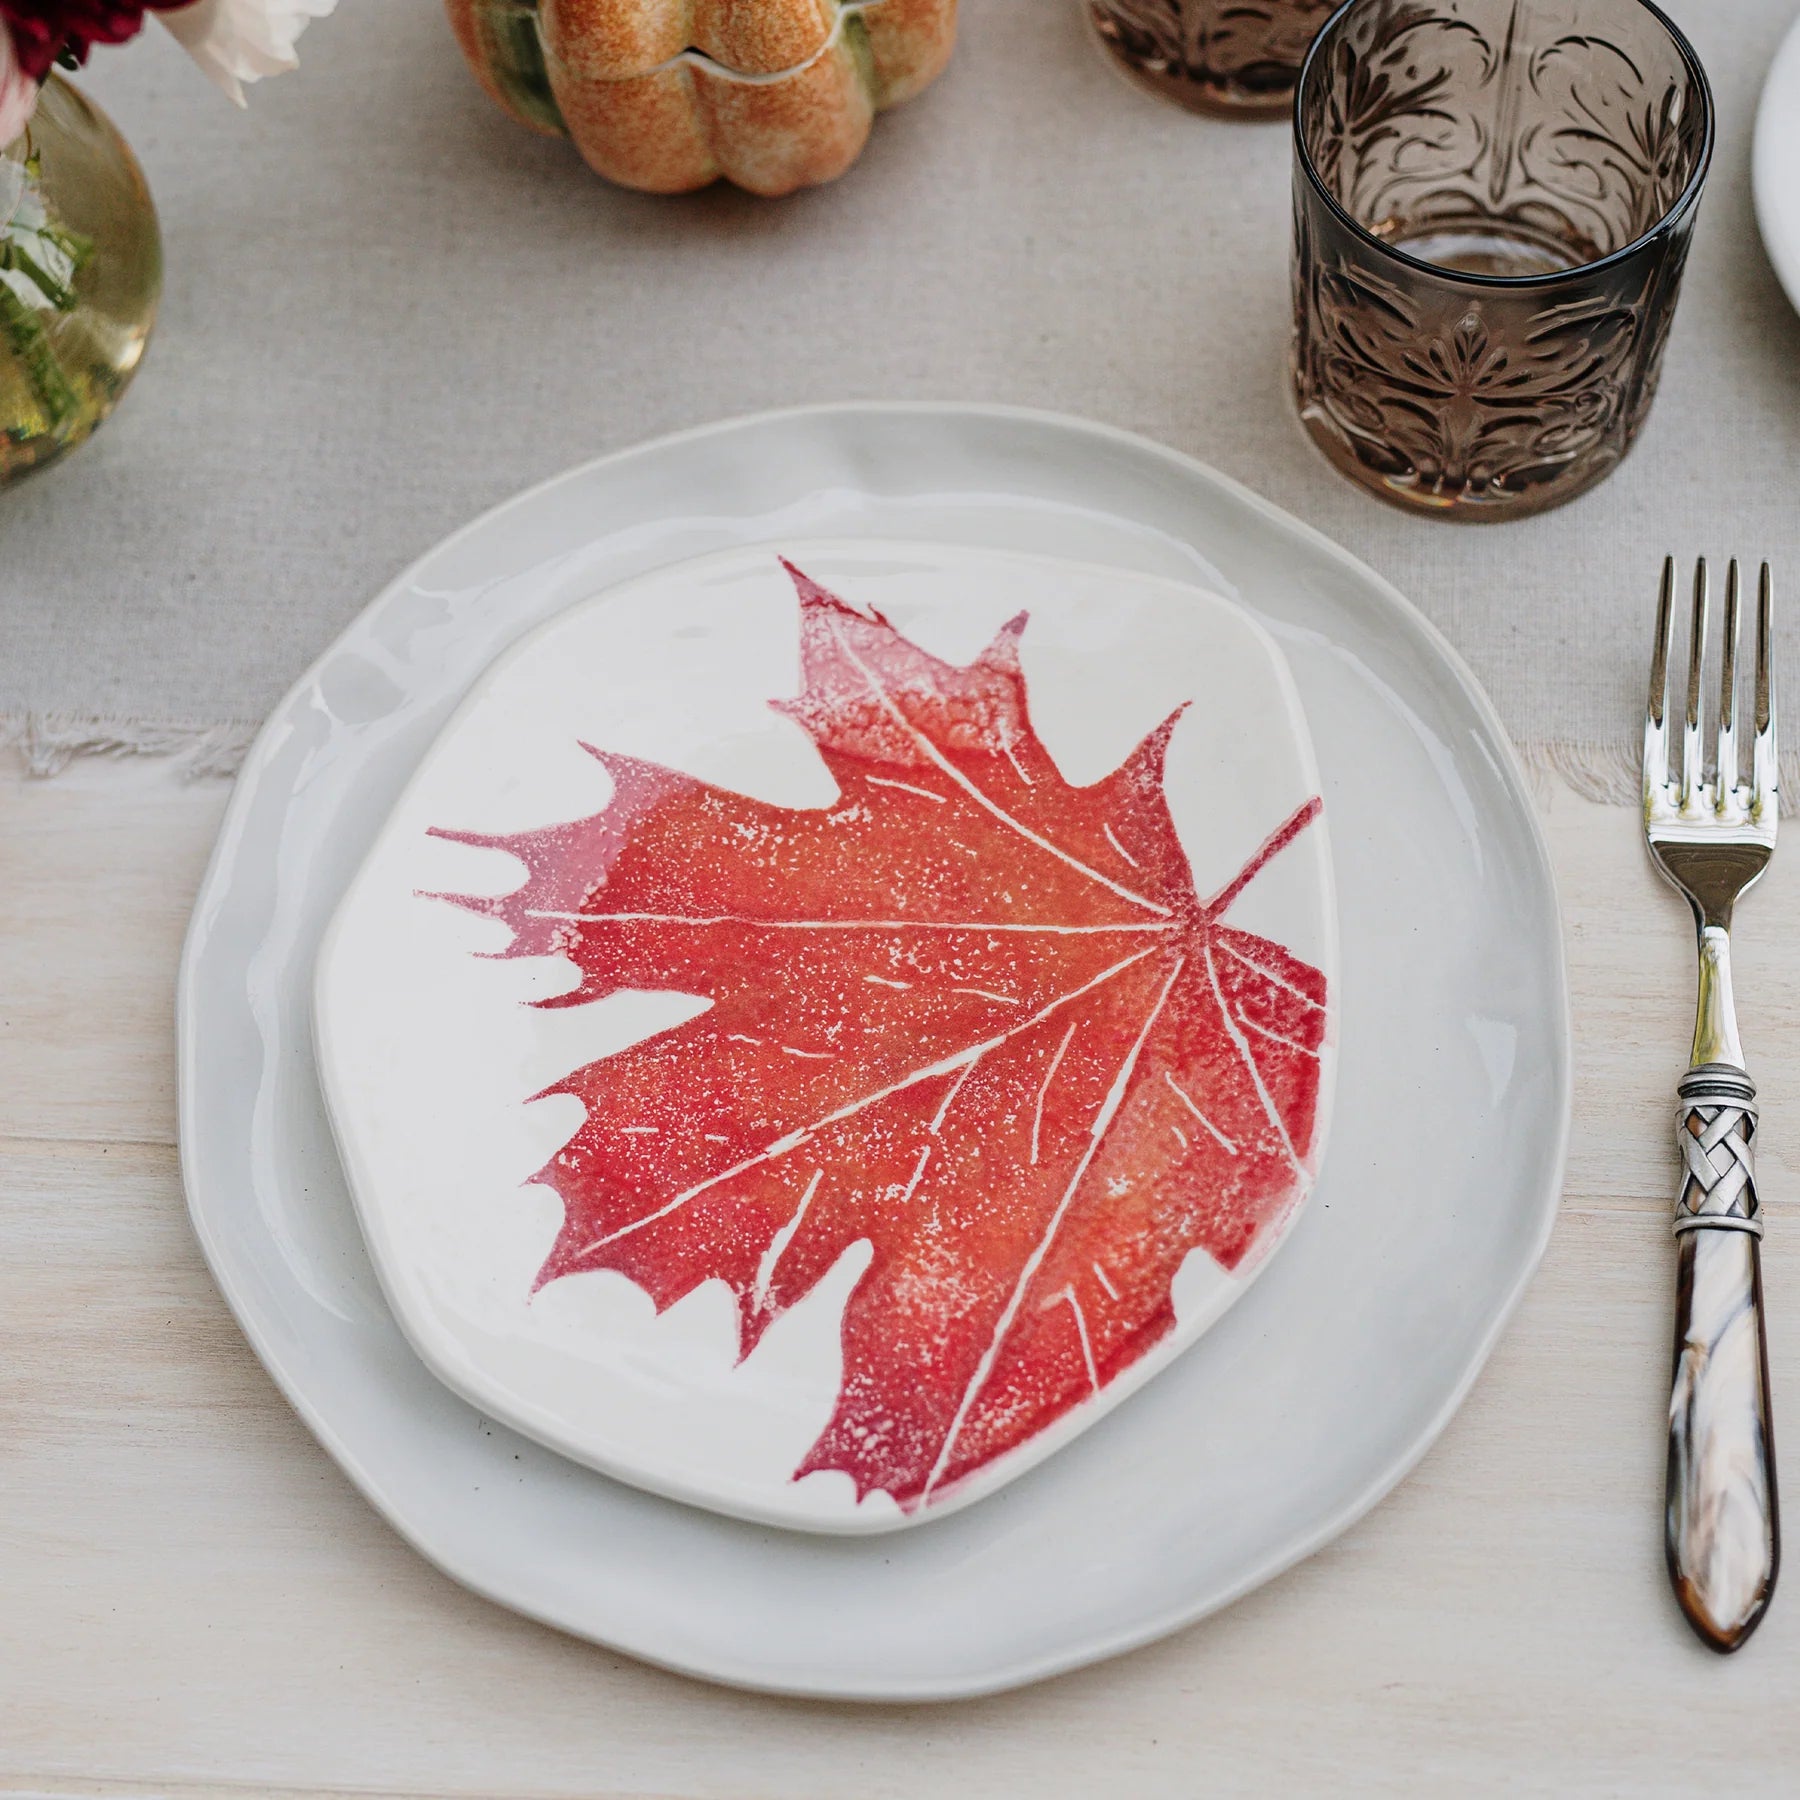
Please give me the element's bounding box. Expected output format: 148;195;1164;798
1086;0;1338;117
1291;0;1712;518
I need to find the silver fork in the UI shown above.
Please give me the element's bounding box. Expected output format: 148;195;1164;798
1645;556;1779;1652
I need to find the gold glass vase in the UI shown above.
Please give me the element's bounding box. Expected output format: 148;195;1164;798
1;75;160;486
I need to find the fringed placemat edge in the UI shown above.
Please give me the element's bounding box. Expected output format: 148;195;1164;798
7;718;1797;807
0;712;262;779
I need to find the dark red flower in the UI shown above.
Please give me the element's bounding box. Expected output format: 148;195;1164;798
0;0;189;85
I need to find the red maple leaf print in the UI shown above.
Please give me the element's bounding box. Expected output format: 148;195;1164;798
434;561;1327;1511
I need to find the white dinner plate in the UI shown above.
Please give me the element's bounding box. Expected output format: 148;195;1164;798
178;403;1570;1700
314;541;1338;1534
1754;9;1800;320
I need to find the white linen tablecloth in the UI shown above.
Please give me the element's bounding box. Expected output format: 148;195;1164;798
3;0;1797;785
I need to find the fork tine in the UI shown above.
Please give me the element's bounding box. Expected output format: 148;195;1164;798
1645;555;1675;803
1682;558;1708;808
1754;562;1778;818
1718;559;1741;804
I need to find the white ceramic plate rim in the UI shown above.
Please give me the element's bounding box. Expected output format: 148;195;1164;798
177;402;1570;1700
1753;10;1800;321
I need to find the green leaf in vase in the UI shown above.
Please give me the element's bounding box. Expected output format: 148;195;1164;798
0;153;94;430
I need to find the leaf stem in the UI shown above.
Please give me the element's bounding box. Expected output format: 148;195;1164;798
0;280;77;429
0;153;92;436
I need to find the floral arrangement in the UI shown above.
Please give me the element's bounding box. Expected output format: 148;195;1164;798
0;0;334;474
0;1;336;144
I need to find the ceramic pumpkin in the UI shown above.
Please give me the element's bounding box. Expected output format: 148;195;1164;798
446;0;957;196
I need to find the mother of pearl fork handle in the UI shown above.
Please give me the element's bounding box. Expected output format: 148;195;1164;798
1668;1062;1777;1650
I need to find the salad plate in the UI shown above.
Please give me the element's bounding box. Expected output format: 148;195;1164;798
179;402;1568;1699
314;541;1336;1533
1754;8;1800;321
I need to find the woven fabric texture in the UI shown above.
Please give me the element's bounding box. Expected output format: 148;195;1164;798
3;0;1798;780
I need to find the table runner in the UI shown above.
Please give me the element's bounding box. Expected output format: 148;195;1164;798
2;0;1797;787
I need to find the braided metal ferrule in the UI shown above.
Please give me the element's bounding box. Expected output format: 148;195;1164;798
1674;1062;1762;1237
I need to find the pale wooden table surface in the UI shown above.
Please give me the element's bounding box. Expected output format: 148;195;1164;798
5;756;1800;1797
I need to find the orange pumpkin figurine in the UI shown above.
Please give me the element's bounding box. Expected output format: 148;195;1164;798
446;0;958;196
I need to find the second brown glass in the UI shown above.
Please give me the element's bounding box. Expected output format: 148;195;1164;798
1291;0;1713;519
1086;0;1339;117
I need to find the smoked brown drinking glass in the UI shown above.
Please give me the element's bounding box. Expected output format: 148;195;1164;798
1291;0;1713;519
1087;0;1339;117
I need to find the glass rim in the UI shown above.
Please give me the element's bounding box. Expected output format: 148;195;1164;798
1291;0;1716;291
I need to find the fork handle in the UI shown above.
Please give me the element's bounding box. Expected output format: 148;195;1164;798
1666;1062;1779;1652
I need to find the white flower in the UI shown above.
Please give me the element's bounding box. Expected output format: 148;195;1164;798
158;0;339;107
0;26;35;148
